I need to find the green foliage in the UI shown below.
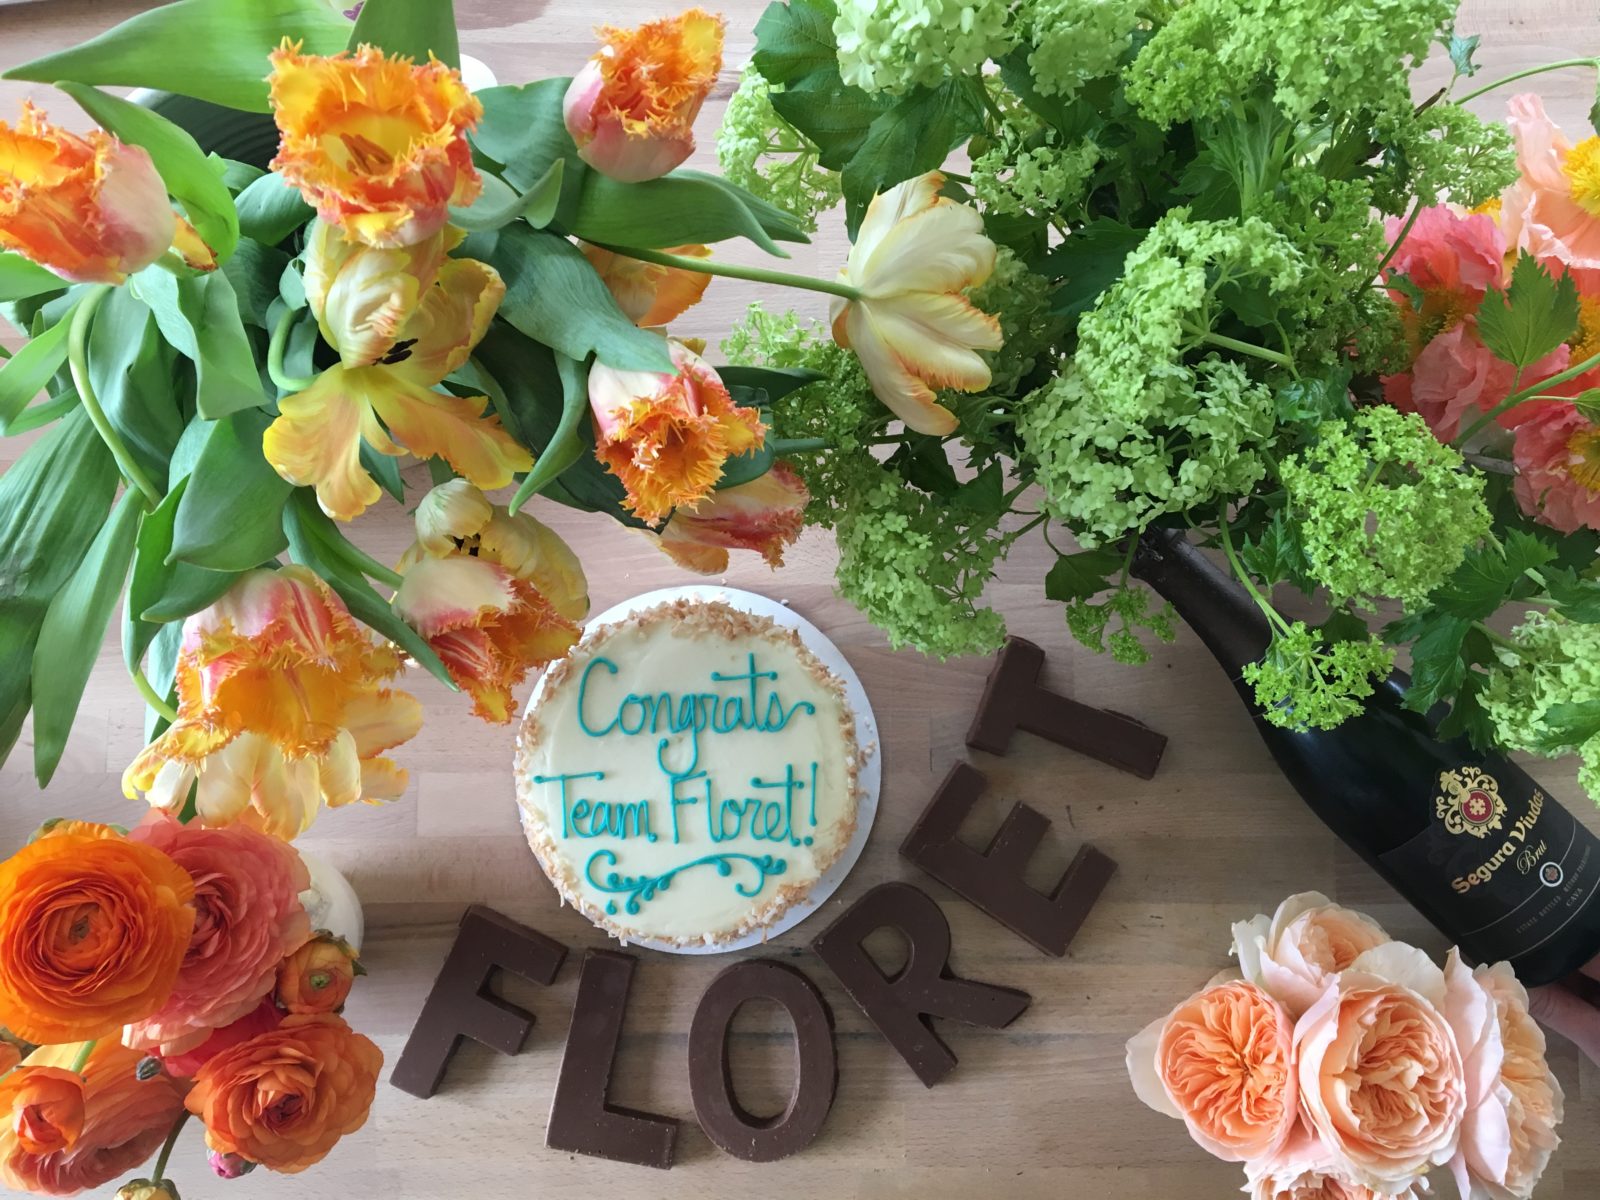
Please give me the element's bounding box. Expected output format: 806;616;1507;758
129;267;263;420
234;172;314;246
348;0;459;66
1244;620;1396;732
450;160;564;233
170;410;292;571
0;254;65;304
472;80;591;228
1476;255;1582;369
568;170;807;255
0;304;74;432
1064;582;1177;665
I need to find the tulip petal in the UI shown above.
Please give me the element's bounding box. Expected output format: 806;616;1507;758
843;303;959;436
393;258;506;384
365;375;532;491
415;477;494;555
263;368;385;522
857;199;997;298
393;556;520;637
480;509;591;621
317;729;362;809
851;171;945;273
360;756;409;801
341;688;425;759
862;294;1001;391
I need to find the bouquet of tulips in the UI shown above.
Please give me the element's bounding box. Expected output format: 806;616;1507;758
0;813;371;1197
723;0;1600;801
1127;893;1563;1200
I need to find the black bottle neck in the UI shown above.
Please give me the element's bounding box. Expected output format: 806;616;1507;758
1130;528;1271;682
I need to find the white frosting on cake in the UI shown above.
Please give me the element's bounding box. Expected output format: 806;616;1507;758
516;600;858;945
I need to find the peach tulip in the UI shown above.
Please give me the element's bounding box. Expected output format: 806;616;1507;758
582;242;713;326
656;461;809;574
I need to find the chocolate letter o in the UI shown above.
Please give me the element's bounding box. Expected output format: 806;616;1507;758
688;960;837;1162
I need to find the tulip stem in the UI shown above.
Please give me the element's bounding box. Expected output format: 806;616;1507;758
768;436;829;453
68;1040;95;1074
152;1112;190;1183
590;243;864;302
130;664;180;724
69;287;164;509
268;309;319;394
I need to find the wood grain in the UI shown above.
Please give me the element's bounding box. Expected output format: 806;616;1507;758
0;3;1596;1197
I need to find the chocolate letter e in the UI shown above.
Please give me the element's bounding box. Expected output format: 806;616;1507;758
811;881;1030;1087
547;949;679;1169
391;905;567;1099
903;761;1118;956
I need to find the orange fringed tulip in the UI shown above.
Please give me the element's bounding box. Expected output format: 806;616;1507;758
563;9;724;183
830;171;1002;436
589;338;765;523
0;1068;85;1157
393;481;587;723
0;832;195;1045
186;1013;382;1174
582;242;713;326
0;103;175;284
657;461;809;574
268;41;482;249
0;1042;187;1197
122;566;423;840
264;222;530;521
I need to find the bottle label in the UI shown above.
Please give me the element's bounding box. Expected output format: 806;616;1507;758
1378;766;1600;966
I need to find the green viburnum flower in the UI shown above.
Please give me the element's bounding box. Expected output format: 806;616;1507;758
1065;583;1178;665
964;246;1065;396
1018;0;1141;99
1481;612;1600;800
834;0;1015;93
1244;621;1396;731
972;138;1101;219
715;67;842;235
1280;407;1490;609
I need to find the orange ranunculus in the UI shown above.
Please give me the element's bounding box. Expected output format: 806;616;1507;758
263;231;529;522
0;103;176;284
186;1013;382;1174
0;1042;20;1075
0;832;194;1045
276;935;362;1015
563;9;724;183
0;1041;187;1196
582;242;713;326
0;1068;85;1157
268;41;482;248
657;460;809;573
831;171;1002;435
122;566;423;840
589;338;765;522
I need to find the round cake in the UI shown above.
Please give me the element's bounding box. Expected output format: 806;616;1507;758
515;598;862;947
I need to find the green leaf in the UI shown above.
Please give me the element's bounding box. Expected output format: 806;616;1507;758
1531;700;1600;754
508;351;588;509
349;0;459;66
57;83;240;264
886;435;959;495
282;493;456;688
1476;255;1581;370
171;408;293;570
1436;670;1497;749
840;82;984;233
131;267;265;419
126;479;238;674
1241;511;1312;588
472;80;589;228
32;489;143;785
1570;387;1600;424
89;286;184;484
0;254;65;303
1275;366;1355;425
4;390;80;436
1430;530;1555;620
360;442;407;503
752;0;838;83
1042;219;1147;318
1541;566;1600;622
450;160;565;232
714;365;824;401
466;225;674;371
4;0;351;113
1045;547;1123;603
1395;612;1472;714
223;240;293;328
570;170;808;255
0;409;118;765
1442;31;1482;77
0;303;75;433
715;436;778;491
234;172;314;246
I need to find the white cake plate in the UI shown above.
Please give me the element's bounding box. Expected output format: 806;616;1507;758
516;584;881;956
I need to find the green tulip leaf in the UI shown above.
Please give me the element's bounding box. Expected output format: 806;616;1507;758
235;172;314;247
131;266;265;420
569;170;808;255
170;408;293;571
0;254;65;304
0;302;76;433
349;0;460;67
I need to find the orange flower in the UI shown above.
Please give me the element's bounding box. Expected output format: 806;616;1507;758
589;338;765;522
563;9;724;182
0;832;194;1045
0;1042;187;1196
268;41;482;248
0;103;176;284
0;1068;85;1157
0;1043;20;1075
657;461;809;573
582;242;713;326
186;1013;383;1174
122;566;423;840
276;935;362;1016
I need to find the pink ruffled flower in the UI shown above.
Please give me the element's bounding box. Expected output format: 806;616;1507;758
1502;94;1600;273
125;814;311;1055
161;1000;284;1079
1512;400;1600;532
1404;321;1568;441
1444;952;1563;1200
1384;204;1506;308
1231;892;1391;1018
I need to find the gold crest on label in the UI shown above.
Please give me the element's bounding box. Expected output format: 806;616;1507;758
1435;767;1507;839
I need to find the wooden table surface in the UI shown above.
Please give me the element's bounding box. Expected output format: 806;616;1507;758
1;1;1597;1196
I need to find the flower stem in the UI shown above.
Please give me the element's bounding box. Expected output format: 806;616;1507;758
1455;57;1600;105
151;1111;190;1183
768;436;829;453
68;1040;95;1074
1475;621;1519;652
589;243;863;303
1373;203;1423;280
1457;346;1600;443
1194;329;1294;367
268;309;318;393
130;664;180;724
1217;519;1292;637
69;287;163;509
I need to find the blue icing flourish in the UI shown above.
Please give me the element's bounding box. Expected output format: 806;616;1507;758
584;848;788;916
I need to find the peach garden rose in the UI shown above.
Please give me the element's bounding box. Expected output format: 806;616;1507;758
1232;892;1392;1017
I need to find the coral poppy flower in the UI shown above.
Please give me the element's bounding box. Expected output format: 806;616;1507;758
0;831;194;1046
589;338;765;522
268;41;482;248
657;460;809;573
1502;94;1600;272
582;242;713;326
563;9;724;183
1512;400;1600;533
0;103;176;284
0;1042;187;1196
186;1013;382;1174
0;1068;85;1157
121;566;423;840
830;172;1003;435
263;239;530;522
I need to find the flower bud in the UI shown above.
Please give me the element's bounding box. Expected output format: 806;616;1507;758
116;1179;180;1200
208;1149;258;1179
276;933;362;1015
302;218;452;367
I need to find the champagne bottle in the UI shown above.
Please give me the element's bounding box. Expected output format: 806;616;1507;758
1130;527;1600;987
